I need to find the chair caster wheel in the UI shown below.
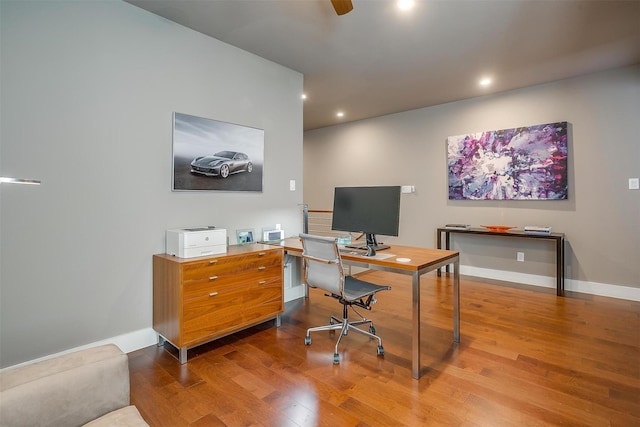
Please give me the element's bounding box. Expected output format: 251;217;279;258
369;325;376;335
377;346;384;355
304;336;311;345
333;353;340;364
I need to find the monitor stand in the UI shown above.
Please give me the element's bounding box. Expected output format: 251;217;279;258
345;233;390;251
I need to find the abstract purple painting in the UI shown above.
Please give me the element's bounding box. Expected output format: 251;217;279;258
447;121;568;200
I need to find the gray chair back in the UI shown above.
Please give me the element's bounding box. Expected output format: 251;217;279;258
299;233;344;296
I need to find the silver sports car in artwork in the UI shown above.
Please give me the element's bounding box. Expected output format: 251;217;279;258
190;151;253;178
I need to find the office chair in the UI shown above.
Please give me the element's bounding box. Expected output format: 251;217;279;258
299;233;391;364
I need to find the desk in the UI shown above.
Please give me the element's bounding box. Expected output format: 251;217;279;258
279;237;460;379
436;228;565;296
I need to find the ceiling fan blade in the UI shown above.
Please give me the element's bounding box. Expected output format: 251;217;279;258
331;0;353;15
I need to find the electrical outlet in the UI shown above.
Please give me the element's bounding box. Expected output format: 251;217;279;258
629;178;639;190
517;252;525;262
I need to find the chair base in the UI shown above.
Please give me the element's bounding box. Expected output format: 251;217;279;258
305;313;385;364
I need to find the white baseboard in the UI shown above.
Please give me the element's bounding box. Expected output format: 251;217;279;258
1;328;158;372
84;327;159;354
460;265;640;301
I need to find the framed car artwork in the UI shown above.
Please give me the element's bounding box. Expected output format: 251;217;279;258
172;112;264;192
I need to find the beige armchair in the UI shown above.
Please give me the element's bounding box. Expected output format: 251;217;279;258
0;344;148;427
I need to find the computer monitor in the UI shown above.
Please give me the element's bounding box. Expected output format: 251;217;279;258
331;186;401;251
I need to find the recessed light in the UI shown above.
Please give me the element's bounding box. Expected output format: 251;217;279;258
336;111;344;118
301;93;307;100
398;0;415;11
479;77;492;87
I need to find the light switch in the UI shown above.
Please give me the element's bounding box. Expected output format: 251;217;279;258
289;180;296;191
629;178;639;190
401;185;415;194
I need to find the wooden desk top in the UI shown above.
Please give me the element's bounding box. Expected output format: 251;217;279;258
277;237;458;273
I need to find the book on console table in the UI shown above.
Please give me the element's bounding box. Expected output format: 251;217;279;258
444;224;471;230
524;226;551;235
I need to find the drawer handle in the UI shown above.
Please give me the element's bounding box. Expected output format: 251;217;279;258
209;292;219;297
258;280;267;285
209;276;218;281
209;260;218;265
258;266;266;270
258;252;266;256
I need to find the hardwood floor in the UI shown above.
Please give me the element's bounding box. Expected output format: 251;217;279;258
128;271;640;426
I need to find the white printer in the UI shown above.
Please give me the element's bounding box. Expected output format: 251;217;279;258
166;227;227;258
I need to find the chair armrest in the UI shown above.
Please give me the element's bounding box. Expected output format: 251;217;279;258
302;254;339;264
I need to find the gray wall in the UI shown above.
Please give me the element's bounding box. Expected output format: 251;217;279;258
1;1;303;367
304;66;639;294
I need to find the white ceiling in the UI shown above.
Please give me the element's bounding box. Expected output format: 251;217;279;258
126;0;640;130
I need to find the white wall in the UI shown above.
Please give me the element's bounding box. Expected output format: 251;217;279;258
0;1;303;367
304;66;640;297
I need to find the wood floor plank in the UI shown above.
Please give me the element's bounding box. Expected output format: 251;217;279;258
129;272;640;426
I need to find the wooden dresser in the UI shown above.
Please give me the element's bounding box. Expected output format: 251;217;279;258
153;244;284;363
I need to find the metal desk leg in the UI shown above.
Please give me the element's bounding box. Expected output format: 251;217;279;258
412;272;421;379
437;230;443;277
453;256;460;343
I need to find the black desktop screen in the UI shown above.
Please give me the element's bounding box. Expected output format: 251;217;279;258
331;186;401;249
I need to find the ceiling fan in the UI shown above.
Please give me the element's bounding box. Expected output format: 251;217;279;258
331;0;353;15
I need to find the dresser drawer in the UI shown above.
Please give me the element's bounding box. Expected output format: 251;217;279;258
182;251;282;281
183;264;282;300
183;280;283;345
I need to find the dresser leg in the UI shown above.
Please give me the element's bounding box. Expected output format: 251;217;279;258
157;335;166;347
179;347;187;364
275;314;282;328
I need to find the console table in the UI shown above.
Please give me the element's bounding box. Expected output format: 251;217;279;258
436;228;565;296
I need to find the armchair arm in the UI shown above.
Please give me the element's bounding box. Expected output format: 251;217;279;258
0;344;130;427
